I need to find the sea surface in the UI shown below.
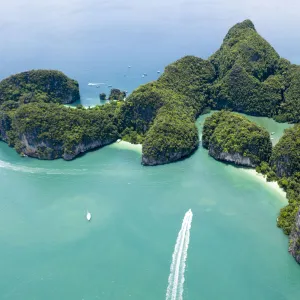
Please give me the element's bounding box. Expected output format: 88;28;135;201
1;1;300;299
0;115;299;300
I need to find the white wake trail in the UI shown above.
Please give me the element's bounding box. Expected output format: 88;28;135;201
166;209;193;300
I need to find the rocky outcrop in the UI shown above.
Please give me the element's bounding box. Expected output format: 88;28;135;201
19;133;117;160
270;124;300;178
0;70;80;105
108;89;126;101
208;143;256;167
62;139;116;160
142;146;198;166
203;111;272;167
289;209;300;264
0;112;12;141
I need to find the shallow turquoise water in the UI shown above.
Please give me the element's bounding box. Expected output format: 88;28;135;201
0;116;300;300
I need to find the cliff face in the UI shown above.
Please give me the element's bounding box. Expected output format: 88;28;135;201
203;111;272;167
19;132;117;160
142;146;198;166
8;102;120;160
289;209;300;264
0;112;12;141
208;143;256;167
270;124;300;178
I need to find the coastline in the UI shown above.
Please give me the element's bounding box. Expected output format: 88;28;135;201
240;168;287;203
110;140;142;153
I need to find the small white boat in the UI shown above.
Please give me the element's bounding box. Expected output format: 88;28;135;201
86;211;92;221
271;137;274;140
157;70;161;73
142;75;145;78
271;132;275;135
117;139;121;143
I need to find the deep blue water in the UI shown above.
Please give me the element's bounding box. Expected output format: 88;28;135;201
1;0;300;106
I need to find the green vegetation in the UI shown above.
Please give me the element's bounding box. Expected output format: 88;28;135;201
270;125;300;177
210;19;279;81
203;111;272;166
0;70;121;160
276;66;300;123
108;89;126;101
142;99;199;165
119;55;214;164
158;56;216;114
263;126;300;236
10;102;120;159
0;70;80;105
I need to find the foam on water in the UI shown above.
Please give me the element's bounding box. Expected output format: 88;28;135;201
166;209;193;300
0;159;86;175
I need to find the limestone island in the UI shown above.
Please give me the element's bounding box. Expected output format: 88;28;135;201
202;111;272;167
1;20;300;263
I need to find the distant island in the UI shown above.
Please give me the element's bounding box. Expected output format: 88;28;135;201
0;20;300;263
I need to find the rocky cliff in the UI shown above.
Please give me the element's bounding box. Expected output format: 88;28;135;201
289;209;300;264
270;124;300;177
203;111;272;167
19;132;116;160
208;144;256;167
8;102;119;160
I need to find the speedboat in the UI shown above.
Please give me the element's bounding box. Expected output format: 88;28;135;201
157;70;161;73
86;211;92;221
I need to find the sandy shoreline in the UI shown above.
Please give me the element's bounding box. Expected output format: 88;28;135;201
240;168;287;202
110;140;142;153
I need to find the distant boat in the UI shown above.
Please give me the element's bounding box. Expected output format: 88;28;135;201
88;83;105;86
142;75;145;78
271;132;275;135
157;70;161;73
21;153;28;157
117;139;121;143
128;65;131;68
271;137;274;140
86;211;92;221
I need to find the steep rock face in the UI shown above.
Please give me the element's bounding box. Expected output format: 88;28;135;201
9;102;119;160
19;132;117;160
289;209;300;264
208;144;255;167
270;124;300;177
108;89;126;101
0;70;80;105
0;111;12;141
203;111;272;167
142;148;197;166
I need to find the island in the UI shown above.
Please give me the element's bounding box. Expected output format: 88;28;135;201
1;20;300;263
202;111;272;167
108;89;126;101
99;93;106;100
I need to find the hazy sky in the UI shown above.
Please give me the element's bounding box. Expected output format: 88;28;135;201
1;0;300;94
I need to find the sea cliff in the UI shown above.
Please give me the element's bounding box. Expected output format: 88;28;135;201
202;111;272;167
289;209;300;264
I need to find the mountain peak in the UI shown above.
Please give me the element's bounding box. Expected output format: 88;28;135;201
224;19;256;41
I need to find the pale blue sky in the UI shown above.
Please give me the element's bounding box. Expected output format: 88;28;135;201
0;0;299;100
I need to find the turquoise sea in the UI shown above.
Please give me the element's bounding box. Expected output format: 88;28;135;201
1;1;300;299
0;114;299;299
